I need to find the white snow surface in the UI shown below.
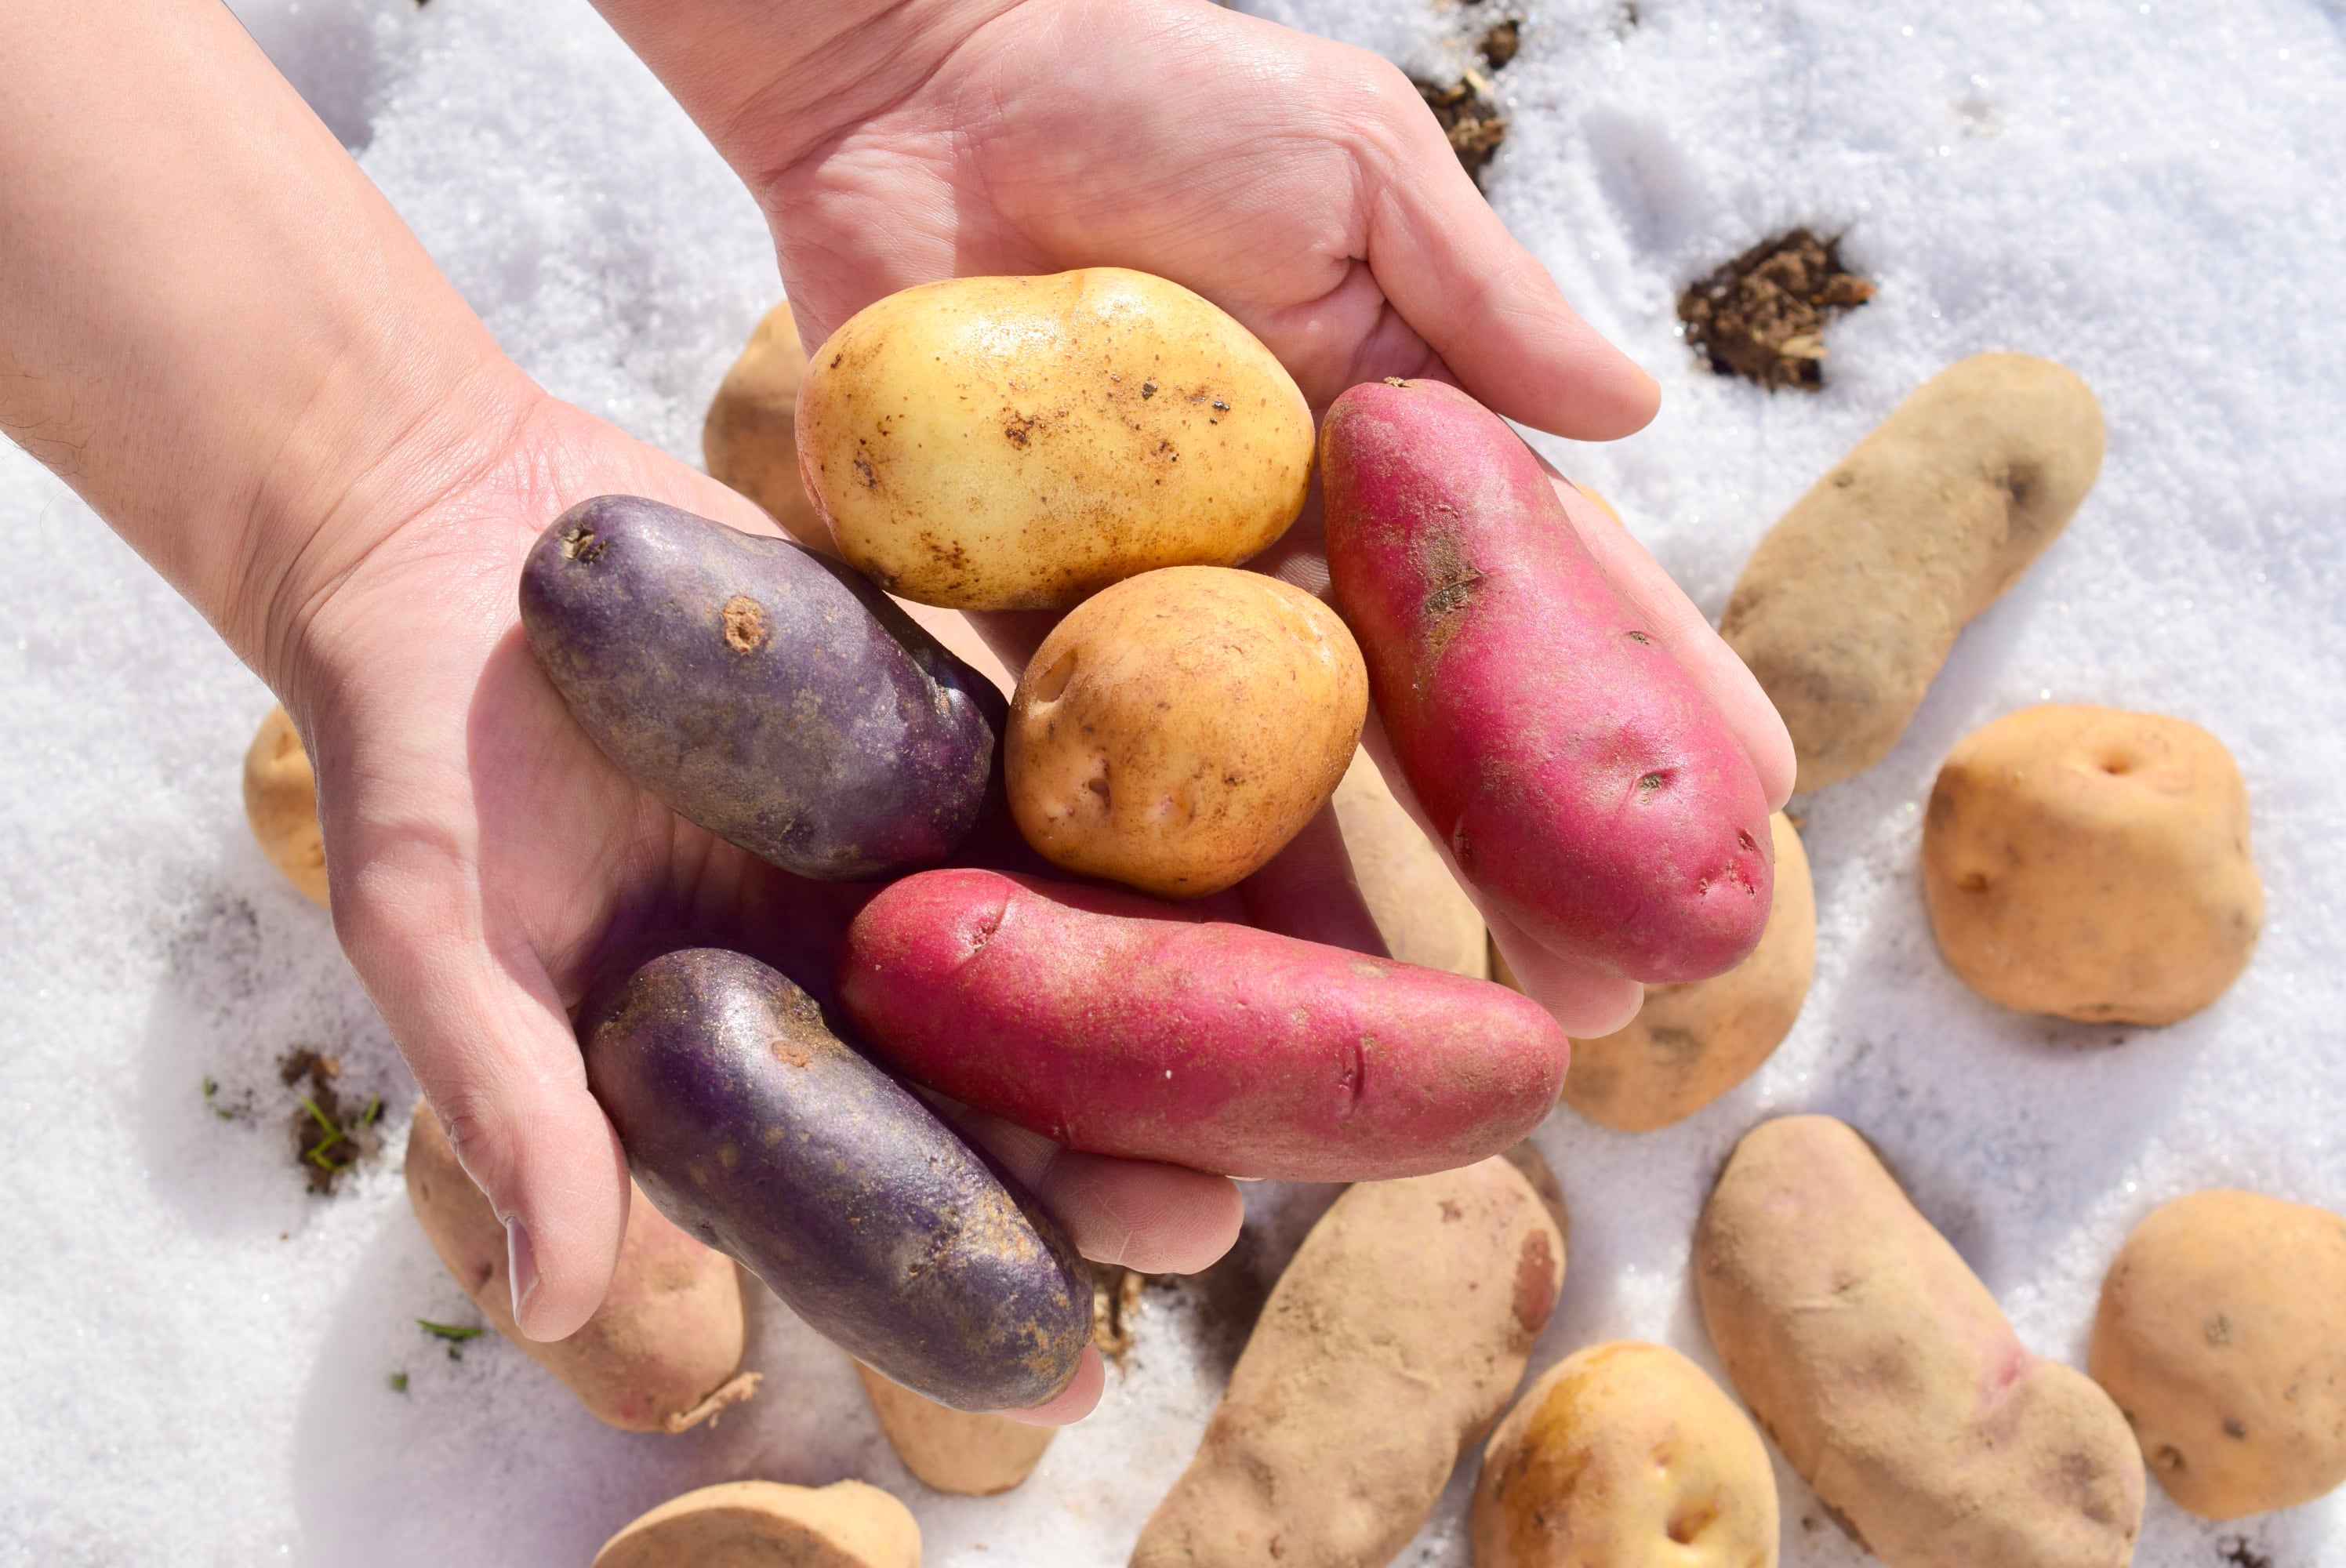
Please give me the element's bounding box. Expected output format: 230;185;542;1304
2;0;2342;1563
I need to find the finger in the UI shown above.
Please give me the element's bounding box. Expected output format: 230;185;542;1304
950;1107;1244;1276
1003;1345;1106;1426
1541;471;1796;810
1239;800;1387;956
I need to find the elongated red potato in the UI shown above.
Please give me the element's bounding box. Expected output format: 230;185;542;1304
837;869;1570;1181
1321;378;1773;983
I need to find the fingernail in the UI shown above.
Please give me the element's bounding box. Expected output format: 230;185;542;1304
506;1217;539;1329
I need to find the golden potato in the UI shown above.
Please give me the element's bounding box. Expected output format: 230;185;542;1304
854;1360;1054;1496
1007;567;1366;898
1923;704;2261;1024
703;301;830;554
593;1479;918;1568
1332;749;1488;976
2091;1189;2346;1519
1564;812;1814;1131
243;705;329;906
1472;1341;1778;1568
797;268;1313;609
1721;354;2104;790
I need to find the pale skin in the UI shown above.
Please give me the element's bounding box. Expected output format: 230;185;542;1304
0;0;1791;1421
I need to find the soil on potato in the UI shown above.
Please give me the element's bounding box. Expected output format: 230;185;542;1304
1677;228;1876;391
281;1047;384;1195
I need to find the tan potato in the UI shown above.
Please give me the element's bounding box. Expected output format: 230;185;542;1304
2090;1189;2346;1519
405;1102;755;1433
1720;354;2104;790
1131;1156;1565;1568
593;1479;919;1568
703;301;831;554
1472;1341;1779;1568
1332;749;1488;976
796;268;1313;609
1695;1115;2143;1568
1007;566;1366;898
854;1360;1055;1496
243;705;329;906
1564;812;1814;1131
1923;704;2261;1024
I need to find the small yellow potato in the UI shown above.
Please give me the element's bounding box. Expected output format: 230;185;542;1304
703;301;830;554
1564;812;1814;1131
854;1360;1055;1496
242;705;329;906
405;1103;755;1433
1721;354;2104;790
1696;1115;2143;1568
593;1479;919;1568
1923;704;2261;1024
1333;750;1488;976
1472;1341;1778;1568
2090;1189;2346;1519
1007;567;1366;898
797;268;1313;609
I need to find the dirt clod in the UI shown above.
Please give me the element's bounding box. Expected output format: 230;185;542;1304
1479;19;1520;69
1677;228;1876;391
1415;71;1509;186
281;1047;384;1195
1091;1262;1147;1365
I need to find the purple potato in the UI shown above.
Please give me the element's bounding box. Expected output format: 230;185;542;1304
520;495;1004;880
581;945;1091;1411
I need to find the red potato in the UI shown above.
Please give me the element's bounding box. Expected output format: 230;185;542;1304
837;868;1570;1181
1321;378;1774;983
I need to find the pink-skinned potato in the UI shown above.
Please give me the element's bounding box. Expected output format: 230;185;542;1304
836;868;1571;1181
1320;378;1773;983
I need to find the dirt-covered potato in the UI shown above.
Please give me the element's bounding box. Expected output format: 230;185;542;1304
1563;812;1814;1131
854;1361;1055;1496
703;301;829;554
593;1479;919;1568
1923;704;2261;1024
242;705;328;906
2090;1189;2346;1519
1006;567;1366;898
404;1103;754;1432
1721;354;2104;790
1131;1157;1565;1567
1333;749;1488;977
1472;1341;1778;1568
1696;1115;2143;1568
797;268;1313;609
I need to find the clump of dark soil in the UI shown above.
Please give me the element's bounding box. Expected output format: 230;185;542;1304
281;1047;385;1194
2218;1539;2274;1568
1091;1262;1148;1366
1478;18;1520;69
1416;70;1509;185
1677;228;1876;391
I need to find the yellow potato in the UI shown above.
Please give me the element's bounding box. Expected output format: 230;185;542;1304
242;705;329;906
1332;750;1488;976
797;268;1313;609
1007;567;1366;898
854;1360;1054;1496
1923;704;2261;1024
1472;1341;1779;1568
593;1479;918;1568
703;301;830;554
1564;812;1814;1131
2091;1189;2346;1519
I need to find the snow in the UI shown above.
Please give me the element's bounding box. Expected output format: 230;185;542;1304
2;0;2343;1563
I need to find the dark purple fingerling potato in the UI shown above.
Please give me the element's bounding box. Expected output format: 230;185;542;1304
581;945;1091;1411
520;495;1007;880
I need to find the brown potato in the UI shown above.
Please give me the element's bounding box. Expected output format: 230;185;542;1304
1923;704;2261;1024
1721;354;2104;790
242;705;328;906
703;301;830;554
854;1360;1054;1496
796;269;1313;609
1131;1157;1565;1568
2090;1189;2346;1519
593;1479;918;1568
1564;812;1814;1131
1007;566;1366;898
1472;1341;1779;1568
1332;749;1488;977
1695;1115;2142;1568
405;1102;754;1433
